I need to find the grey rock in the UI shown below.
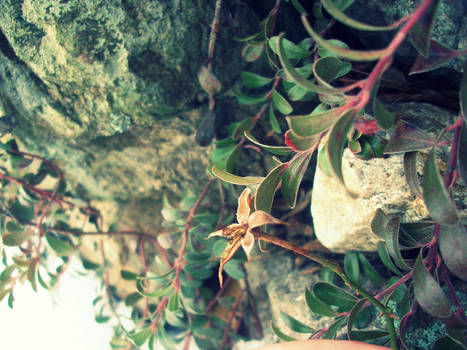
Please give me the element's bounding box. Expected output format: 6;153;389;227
242;254;334;341
0;0;258;201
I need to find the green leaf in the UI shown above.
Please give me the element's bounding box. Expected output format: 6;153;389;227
458;121;467;185
272;90;293;115
120;270;139;281
128;327;152;347
3;222;31;246
409;40;467;75
403;151;423;198
0;266;16;283
439;223;467;281
242;43;265;62
232;118;254;140
371;209;410;271
232;89;268;106
254;163;288;212
136;280;174;298
281;151;312;208
268;104;282;133
271;322;297;341
284;130;319;151
45;232;74;257
212;239;228;258
321;0;401;31
313;56;351;86
223;260;245;280
357;253;385;287
124;292;142;306
373;99;395;130
211;166;263;185
377;242;402;277
317;144;333;177
349;330;389;342
279;310;313;334
422;148;459;225
409;0;442;57
413;251;452;318
287;84;311;101
326;111;358;197
318;39;349;58
9;201;34;223
346;299;365;337
322;316;346;339
269;36;311;59
444;315;467;349
305;288;338;317
210;144;236;162
277;34;340;94
302;16;390;61
168;292;180;312
344;251;360;285
384;120;435;153
286;106;346;137
27;261;37;292
313;282;358;311
241;71;274;88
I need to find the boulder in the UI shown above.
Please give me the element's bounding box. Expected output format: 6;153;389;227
311;102;466;252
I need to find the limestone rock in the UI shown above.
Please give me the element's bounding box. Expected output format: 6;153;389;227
311;102;467;252
311;149;428;252
242;255;335;342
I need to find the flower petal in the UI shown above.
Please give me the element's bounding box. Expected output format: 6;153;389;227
241;231;255;260
208;229;224;239
248;210;284;229
236;188;252;224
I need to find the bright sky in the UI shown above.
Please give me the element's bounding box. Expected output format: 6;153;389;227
0;260;113;350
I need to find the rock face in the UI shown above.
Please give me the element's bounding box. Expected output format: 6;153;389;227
239;254;335;344
346;0;467;72
311;102;467;252
0;0;258;293
0;0;257;201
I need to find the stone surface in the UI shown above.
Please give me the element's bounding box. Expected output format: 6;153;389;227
345;0;467;72
0;0;258;201
311;102;467;252
241;254;335;342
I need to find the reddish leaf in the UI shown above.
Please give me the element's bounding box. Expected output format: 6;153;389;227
384;120;436;153
284;130;319;151
403;151;423;198
422;149;460;225
409;0;442;57
410;40;467;75
439;223;467;281
413;251;452;318
459;121;467;185
326;111;357;197
281;151;312;208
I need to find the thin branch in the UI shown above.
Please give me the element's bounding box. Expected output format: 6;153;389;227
220;290;243;350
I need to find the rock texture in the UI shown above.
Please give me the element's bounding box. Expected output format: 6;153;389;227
311;103;467;252
0;0;258;294
240;254;335;343
0;0;257;201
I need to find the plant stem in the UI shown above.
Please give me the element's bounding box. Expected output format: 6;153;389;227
257;231;400;349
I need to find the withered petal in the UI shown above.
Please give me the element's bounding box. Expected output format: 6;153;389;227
236;188;252;224
248;210;284;229
207;229;224;239
241;231;255;260
218;237;243;287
